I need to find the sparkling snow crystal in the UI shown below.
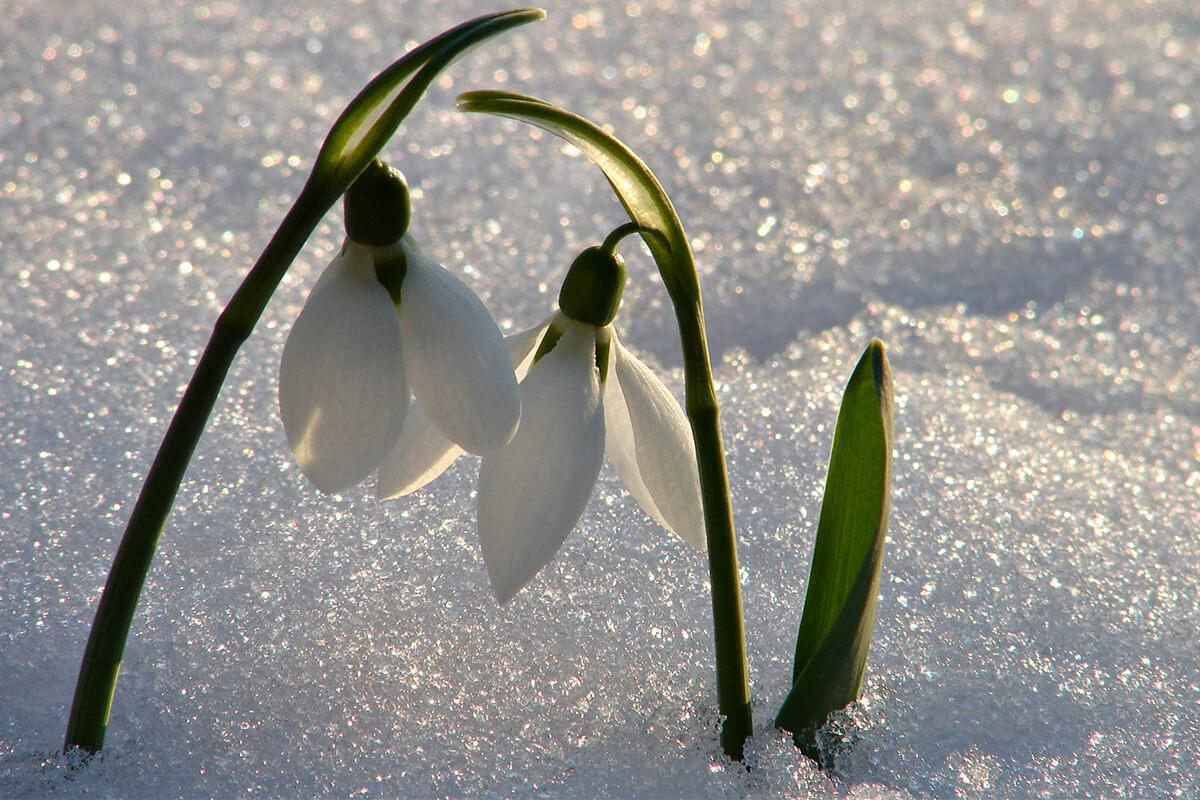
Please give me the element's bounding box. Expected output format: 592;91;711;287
2;0;1197;797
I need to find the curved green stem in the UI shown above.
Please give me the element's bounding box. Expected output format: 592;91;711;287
63;187;331;754
64;9;544;754
457;91;752;759
600;221;643;254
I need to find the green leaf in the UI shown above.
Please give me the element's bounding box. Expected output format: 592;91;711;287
223;10;545;326
776;339;894;759
312;10;545;195
455;90;699;310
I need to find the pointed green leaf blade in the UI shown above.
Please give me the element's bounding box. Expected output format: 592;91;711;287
455;90;700;308
221;9;544;330
776;339;894;756
313;9;545;196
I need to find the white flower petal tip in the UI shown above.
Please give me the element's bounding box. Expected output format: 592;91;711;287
505;321;552;381
397;237;521;455
375;323;550;501
604;337;706;550
279;245;409;493
477;323;605;604
375;401;464;499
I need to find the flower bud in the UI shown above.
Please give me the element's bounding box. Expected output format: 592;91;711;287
558;246;625;327
344;160;412;246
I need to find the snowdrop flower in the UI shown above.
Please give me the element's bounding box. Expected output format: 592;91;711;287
378;241;705;603
279;161;520;493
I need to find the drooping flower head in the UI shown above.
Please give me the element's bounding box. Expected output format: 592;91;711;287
279;160;521;493
378;231;705;603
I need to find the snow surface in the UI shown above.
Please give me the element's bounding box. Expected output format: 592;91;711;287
2;0;1198;797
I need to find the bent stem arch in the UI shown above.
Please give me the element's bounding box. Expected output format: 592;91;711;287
457;90;752;760
64;9;544;754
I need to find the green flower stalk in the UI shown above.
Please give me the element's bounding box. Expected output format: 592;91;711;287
456;91;753;760
64;9;544;754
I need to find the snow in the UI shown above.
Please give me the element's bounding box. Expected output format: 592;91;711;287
2;0;1198;797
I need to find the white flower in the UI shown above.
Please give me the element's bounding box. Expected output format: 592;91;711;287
479;313;705;603
278;235;520;493
378;309;706;604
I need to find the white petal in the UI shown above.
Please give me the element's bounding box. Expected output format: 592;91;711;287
477;323;605;604
374;400;464;498
506;318;553;381
398;237;520;454
374;319;552;499
603;335;706;549
279;244;408;492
